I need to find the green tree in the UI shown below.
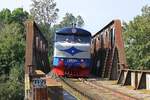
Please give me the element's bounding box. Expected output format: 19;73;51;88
123;5;150;69
0;21;4;29
56;13;84;28
11;8;29;24
0;8;29;24
0;65;24;100
0;22;25;100
76;15;84;27
0;8;29;99
30;0;59;26
0;23;25;75
0;8;12;23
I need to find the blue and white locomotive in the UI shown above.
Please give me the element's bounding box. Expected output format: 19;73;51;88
52;27;91;77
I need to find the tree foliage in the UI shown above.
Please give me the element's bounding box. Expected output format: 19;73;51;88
123;5;150;69
30;0;59;26
0;23;25;74
0;8;27;100
0;22;25;100
0;8;11;23
56;13;84;28
11;8;29;24
0;65;24;100
0;8;29;24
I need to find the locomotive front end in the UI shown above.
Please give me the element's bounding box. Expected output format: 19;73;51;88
52;28;91;77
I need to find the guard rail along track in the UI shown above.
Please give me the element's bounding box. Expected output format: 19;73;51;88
118;69;150;90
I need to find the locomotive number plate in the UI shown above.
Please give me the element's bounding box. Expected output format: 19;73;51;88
67;59;77;62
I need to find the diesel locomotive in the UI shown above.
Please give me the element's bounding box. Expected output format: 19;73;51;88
52;27;91;77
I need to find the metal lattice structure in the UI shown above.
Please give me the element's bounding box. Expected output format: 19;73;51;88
91;20;127;79
24;21;50;100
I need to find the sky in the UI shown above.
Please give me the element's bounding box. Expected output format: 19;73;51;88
0;0;150;34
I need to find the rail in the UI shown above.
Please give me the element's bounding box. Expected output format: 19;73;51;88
60;77;138;100
60;77;93;100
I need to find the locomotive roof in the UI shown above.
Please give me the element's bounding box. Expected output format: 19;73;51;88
56;27;91;36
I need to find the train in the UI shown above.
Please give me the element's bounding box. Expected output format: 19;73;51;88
52;27;91;77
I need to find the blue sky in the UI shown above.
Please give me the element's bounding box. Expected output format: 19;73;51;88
0;0;150;34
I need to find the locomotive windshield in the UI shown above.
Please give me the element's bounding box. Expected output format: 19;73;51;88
55;34;90;43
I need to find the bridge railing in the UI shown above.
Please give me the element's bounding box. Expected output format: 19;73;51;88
25;21;50;75
117;69;150;90
24;21;50;100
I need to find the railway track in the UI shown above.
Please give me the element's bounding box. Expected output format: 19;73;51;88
59;77;140;100
60;77;93;100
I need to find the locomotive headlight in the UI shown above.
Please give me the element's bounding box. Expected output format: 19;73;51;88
60;58;64;61
81;59;84;62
